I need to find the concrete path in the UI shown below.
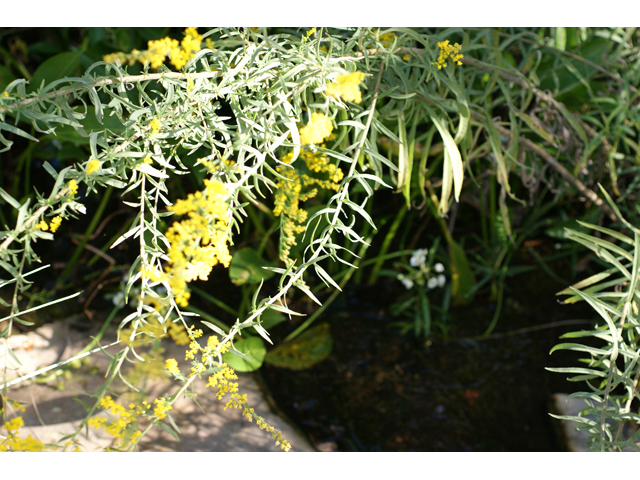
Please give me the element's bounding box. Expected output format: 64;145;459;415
551;393;640;452
1;319;315;452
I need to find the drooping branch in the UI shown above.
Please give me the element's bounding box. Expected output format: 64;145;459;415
479;111;619;221
0;71;222;115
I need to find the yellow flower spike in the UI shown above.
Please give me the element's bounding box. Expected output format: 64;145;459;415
4;416;24;432
299;112;333;145
68;179;78;195
87;158;101;174
153;398;172;419
163;178;232;307
165;358;180;375
49;216;62;233
37;220;48;231
104;28;202;71
150;118;161;134
325;71;367;104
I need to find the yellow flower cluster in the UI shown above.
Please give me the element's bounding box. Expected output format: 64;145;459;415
50;216;62;232
88;395;172;449
366;29;398;49
121;316;189;349
153;398;172;419
207;362;291;451
255;416;292;452
159;179;232;307
88;396;141;443
325;72;367;104
150;118;161;134
299;112;333;145
206;364;238;396
37;215;62;233
68;179;78;195
432;40;463;70
164;330;290;451
87;158;101;174
273;115;343;265
104;27;209;70
0;416;45;452
127;347;168;385
135;180;232;309
377;30;397;46
165;358;180;375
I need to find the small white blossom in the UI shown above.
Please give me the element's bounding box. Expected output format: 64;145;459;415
435;263;444;273
398;274;414;290
427;277;438;289
410;248;429;268
112;291;125;308
437;274;446;287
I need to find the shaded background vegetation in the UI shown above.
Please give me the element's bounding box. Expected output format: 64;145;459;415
1;27;639;451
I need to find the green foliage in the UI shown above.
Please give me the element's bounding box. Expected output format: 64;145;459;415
0;27;639;451
223;336;266;372
549;187;640;452
265;323;332;370
229;247;275;286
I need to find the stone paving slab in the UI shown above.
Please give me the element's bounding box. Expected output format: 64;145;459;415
1;320;315;452
551;393;640;452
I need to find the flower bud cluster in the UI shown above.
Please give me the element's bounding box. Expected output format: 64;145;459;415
432;40;463;70
273;113;343;265
104;27;212;70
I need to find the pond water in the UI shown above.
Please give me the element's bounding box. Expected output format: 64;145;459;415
260;268;595;451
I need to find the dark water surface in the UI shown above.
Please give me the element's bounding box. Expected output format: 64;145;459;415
260;271;595;451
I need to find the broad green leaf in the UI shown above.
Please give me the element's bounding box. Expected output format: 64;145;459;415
229;247;276;286
265;323;332;370
448;239;476;305
223;337;266;372
28;50;83;93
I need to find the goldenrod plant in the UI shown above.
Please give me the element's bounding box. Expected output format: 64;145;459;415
0;27;639;451
0;27;469;451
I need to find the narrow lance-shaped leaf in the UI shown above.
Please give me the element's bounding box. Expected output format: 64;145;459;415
425;106;463;211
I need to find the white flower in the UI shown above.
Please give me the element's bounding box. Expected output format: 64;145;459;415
427;277;438;289
398;274;414;290
434;263;444;273
401;278;414;290
112;291;125;308
437;274;446;287
410;248;429;268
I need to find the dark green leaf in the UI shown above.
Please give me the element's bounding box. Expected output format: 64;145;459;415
223;336;266;372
